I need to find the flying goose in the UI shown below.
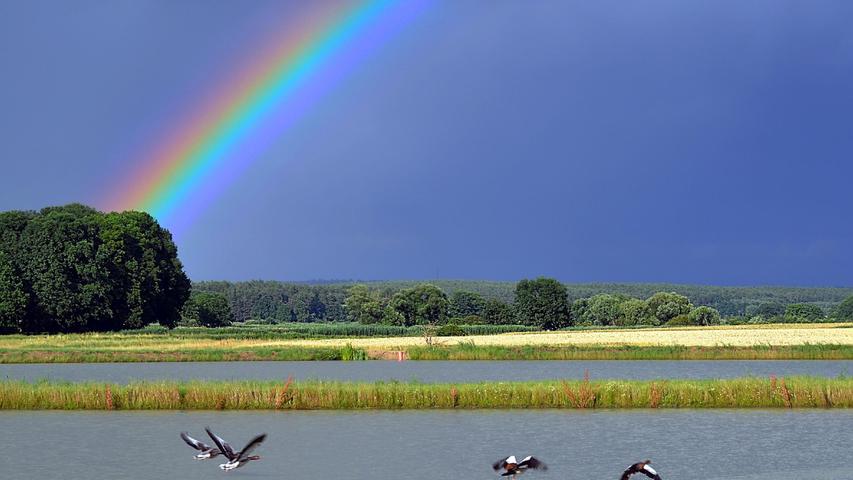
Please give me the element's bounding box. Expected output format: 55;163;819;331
180;431;221;460
492;455;547;478
620;460;662;480
205;427;267;472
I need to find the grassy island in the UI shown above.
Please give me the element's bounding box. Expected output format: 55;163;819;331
1;376;850;410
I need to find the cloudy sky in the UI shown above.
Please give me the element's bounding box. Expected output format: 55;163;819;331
1;0;851;285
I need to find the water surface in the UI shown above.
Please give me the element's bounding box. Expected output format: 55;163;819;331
1;360;849;383
1;410;849;479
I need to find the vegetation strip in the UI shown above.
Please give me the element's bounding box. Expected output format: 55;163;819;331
0;377;850;409
2;343;851;363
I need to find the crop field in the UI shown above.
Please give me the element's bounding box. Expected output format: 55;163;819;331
0;323;850;362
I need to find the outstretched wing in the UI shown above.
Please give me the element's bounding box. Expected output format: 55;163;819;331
180;432;211;452
205;427;236;461
492;458;509;471
621;464;661;480
519;456;547;471
237;433;267;461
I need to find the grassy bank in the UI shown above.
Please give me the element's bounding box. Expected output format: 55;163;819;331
2;343;851;363
0;377;849;409
407;343;853;360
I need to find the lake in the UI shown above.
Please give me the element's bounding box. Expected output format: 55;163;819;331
1;360;849;383
1;409;849;479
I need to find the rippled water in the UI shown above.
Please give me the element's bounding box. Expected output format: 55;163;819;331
1;410;850;479
1;360;849;383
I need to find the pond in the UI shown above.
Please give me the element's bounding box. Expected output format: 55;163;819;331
1;409;849;479
1;360;849;383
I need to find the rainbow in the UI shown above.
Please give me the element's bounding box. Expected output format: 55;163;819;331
104;0;429;232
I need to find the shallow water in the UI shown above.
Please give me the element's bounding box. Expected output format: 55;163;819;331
0;410;850;479
0;360;849;383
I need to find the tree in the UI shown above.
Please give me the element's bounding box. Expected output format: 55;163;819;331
746;302;785;319
784;303;824;322
515;277;571;329
836;295;853;321
388;284;449;327
0;204;189;333
449;290;486;318
617;298;654;326
345;285;384;324
481;298;516;325
646;292;692;325
182;291;233;327
0;251;27;333
578;294;624;326
688;306;721;326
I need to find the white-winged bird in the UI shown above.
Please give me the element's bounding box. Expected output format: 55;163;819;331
620;460;662;480
205;426;267;472
493;455;547;478
180;431;222;460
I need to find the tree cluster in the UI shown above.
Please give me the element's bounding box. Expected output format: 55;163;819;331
343;278;729;330
0;204;190;333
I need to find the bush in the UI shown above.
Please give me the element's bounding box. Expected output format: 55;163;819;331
436;324;466;336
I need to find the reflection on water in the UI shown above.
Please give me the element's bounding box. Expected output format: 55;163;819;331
1;360;850;383
1;410;850;479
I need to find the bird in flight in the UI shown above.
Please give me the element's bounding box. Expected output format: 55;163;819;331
620;459;662;480
180;431;222;460
492;455;547;478
205;427;267;472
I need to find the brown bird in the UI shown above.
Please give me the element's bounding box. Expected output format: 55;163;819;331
620;460;662;480
492;455;547;478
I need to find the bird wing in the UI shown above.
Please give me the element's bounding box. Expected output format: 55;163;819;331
236;433;267;461
492;458;509;471
641;464;661;480
205;427;237;461
180;432;211;452
621;464;661;480
519;456;547;471
620;464;640;480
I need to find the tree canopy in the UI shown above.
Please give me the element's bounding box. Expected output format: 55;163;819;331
515;277;571;329
0;204;189;333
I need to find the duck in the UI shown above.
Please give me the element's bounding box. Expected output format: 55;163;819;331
492;455;547;478
180;431;221;460
205;426;267;472
620;460;662;480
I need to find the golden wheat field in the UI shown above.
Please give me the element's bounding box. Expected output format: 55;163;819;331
1;324;849;354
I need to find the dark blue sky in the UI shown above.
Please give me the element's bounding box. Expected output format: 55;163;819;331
1;1;852;285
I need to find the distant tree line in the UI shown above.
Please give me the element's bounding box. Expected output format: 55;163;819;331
193;279;853;329
0;204;190;333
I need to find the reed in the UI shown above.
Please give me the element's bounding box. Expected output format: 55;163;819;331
0;377;850;410
0;346;365;363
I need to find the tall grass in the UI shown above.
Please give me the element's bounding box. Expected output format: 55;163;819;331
0;377;849;410
0;346;366;363
407;343;853;360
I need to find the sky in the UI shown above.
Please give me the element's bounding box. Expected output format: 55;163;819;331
1;0;852;286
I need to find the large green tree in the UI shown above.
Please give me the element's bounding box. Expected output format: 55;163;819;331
0;250;27;333
388;284;449;326
481;298;516;325
0;204;189;333
688;305;721;326
784;303;824;322
515;277;571;329
646;292;692;325
182;291;233;327
449;290;486;318
345;284;385;324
